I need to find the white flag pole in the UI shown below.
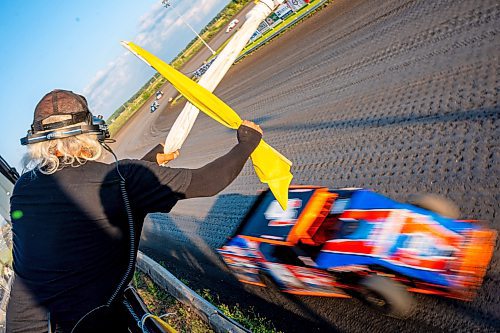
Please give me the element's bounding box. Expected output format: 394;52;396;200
163;0;285;154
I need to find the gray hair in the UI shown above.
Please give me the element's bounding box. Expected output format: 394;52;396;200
22;117;103;174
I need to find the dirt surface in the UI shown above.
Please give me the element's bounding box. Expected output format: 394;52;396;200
111;0;499;332
108;2;255;159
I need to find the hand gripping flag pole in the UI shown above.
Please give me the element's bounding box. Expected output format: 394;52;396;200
121;41;292;209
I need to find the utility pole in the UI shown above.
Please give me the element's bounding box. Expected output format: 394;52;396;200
161;0;216;55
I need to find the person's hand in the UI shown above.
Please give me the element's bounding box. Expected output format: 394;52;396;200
241;120;263;135
156;150;180;166
237;120;262;148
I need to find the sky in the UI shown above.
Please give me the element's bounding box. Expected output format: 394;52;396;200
0;0;230;170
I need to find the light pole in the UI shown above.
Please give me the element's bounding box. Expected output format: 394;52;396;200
161;0;216;55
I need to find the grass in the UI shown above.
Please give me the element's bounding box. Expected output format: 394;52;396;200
170;0;252;69
135;263;281;333
107;0;253;137
133;271;214;333
198;288;282;333
107;74;166;136
107;0;332;137
170;0;332;108
239;0;332;58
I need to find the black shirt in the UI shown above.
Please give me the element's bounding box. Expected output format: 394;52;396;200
11;160;191;320
7;125;261;330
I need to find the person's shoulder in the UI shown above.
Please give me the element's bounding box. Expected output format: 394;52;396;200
16;170;37;184
13;169;44;192
118;158;166;171
64;160;115;174
118;159;185;179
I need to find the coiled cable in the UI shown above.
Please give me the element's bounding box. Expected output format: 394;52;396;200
102;143;136;305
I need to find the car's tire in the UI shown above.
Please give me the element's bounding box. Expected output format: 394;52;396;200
358;275;413;319
258;271;282;291
407;193;460;219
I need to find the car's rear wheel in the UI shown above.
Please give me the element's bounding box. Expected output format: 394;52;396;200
407;193;460;219
258;271;282;291
358;275;413;319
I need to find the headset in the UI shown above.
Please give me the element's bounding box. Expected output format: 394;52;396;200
20;113;110;146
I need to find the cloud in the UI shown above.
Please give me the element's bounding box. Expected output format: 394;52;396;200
83;52;148;116
83;0;226;117
182;0;223;20
133;0;223;52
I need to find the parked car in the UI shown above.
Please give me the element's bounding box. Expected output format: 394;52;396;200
226;19;239;33
218;187;496;318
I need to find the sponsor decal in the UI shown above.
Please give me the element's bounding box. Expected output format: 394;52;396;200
275;4;294;19
265;198;302;227
287;0;308;11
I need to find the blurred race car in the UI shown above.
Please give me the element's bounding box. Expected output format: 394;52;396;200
155;90;164;100
218;187;496;318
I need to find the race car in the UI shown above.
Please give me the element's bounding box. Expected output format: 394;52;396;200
150;100;160;113
156;90;164;100
226;19;239;33
218;187;496;318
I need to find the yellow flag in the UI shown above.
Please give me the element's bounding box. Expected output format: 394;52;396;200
122;41;292;209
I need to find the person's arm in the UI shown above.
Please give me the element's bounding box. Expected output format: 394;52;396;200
140;143;163;162
122;121;262;215
141;144;179;165
184;122;262;198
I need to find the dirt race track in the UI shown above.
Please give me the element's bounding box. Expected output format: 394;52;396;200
111;0;500;332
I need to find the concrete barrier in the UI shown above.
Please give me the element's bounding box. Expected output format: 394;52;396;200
136;251;251;333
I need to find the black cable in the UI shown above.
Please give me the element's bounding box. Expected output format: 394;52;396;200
101;143;136;306
70;143;137;331
122;299;152;333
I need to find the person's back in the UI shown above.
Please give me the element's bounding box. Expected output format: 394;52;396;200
7;89;262;332
12;162;123;325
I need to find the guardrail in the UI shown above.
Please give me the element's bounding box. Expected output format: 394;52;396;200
136;252;251;333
